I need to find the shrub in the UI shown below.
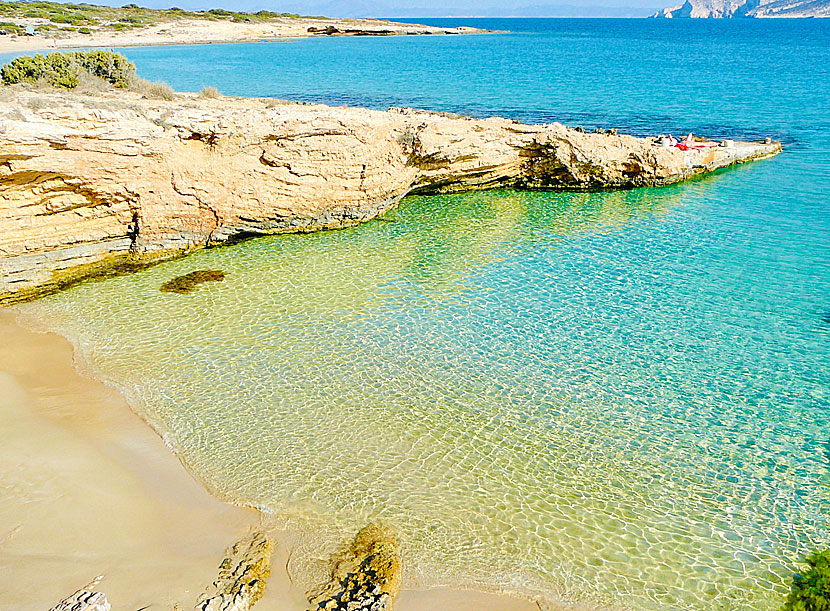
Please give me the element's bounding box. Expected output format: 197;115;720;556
199;85;219;98
1;50;135;89
78;26;91;33
73;50;134;86
76;70;110;92
783;549;830;611
51;12;97;25
129;76;174;100
26;96;52;110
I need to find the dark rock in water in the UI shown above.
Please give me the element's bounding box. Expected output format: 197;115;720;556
307;523;401;611
308;25;340;35
821;311;830;325
161;270;225;294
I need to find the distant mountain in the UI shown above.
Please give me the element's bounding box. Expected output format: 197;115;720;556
652;0;830;17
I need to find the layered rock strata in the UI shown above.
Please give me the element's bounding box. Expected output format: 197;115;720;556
196;531;274;611
308;523;402;611
0;88;781;304
49;576;111;611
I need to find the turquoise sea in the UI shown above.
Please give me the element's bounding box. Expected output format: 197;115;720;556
7;18;830;610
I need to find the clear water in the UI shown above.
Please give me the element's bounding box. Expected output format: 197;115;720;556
7;18;830;611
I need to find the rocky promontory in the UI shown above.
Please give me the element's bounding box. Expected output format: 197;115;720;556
0;87;781;304
652;0;830;18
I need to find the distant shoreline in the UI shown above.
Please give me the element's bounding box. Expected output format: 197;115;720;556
0;15;490;55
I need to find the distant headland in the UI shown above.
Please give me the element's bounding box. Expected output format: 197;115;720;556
652;0;830;18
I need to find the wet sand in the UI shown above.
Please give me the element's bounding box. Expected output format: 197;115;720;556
0;309;540;610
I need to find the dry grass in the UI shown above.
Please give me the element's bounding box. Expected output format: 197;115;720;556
25;96;54;111
199;86;220;99
128;76;175;101
76;71;111;93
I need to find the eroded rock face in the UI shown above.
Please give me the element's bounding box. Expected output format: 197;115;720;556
0;88;781;304
308;523;401;611
196;531;274;611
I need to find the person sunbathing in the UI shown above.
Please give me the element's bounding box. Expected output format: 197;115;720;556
676;133;717;150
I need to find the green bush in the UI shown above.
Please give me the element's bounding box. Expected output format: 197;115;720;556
1;50;135;89
51;12;97;24
783;550;830;611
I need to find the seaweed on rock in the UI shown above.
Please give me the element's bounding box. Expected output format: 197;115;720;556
160;270;225;294
783;550;830;611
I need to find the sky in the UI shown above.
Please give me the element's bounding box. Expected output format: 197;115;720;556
83;0;665;17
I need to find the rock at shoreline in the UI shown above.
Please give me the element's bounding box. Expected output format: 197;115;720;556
161;270;226;294
0;87;781;305
196;531;274;611
49;576;111;611
308;523;402;611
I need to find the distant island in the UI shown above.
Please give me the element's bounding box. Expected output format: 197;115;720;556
652;0;830;18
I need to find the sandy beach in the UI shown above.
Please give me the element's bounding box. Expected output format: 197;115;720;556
0;308;542;610
0;16;485;55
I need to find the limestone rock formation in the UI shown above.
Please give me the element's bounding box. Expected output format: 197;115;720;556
0;88;781;304
652;0;830;18
196;531;274;611
49;576;111;611
308;523;402;611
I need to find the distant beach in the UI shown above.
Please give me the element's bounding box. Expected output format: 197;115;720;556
0;13;487;54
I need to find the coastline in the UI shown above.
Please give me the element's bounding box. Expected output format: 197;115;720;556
0;307;545;610
0;84;782;307
0;17;489;55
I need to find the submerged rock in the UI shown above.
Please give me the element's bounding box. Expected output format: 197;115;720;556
308;523;402;611
196;530;274;611
821;310;830;326
161;270;225;294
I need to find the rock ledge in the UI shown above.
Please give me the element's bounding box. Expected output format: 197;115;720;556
0;88;781;304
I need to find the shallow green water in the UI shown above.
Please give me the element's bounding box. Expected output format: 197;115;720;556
17;179;828;610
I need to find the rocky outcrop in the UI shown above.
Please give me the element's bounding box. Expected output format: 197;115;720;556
49;576;111;611
0;87;781;304
196;531;274;611
308;523;401;611
652;0;830;17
